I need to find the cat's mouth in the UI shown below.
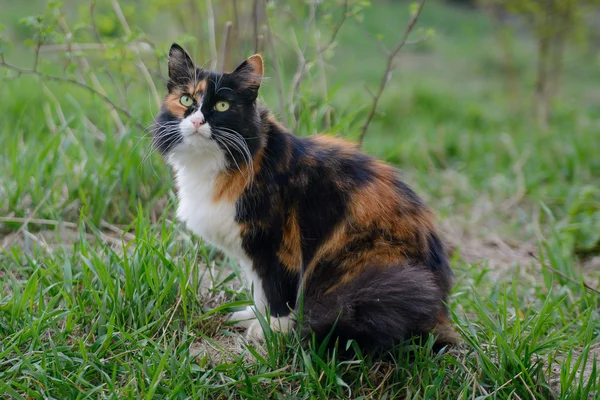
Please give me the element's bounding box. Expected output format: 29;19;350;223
180;120;212;140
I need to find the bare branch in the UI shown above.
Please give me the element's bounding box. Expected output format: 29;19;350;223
0;60;144;131
357;22;389;55
42;82;86;155
90;1;130;110
543;262;600;295
206;0;218;70
317;0;350;56
232;0;240;43
57;15;127;133
39;43;106;52
288;2;318;130
33;39;41;72
405;36;429;46
264;10;288;126
358;0;426;145
2;192;50;250
111;0;161;108
219;22;233;73
252;0;260;53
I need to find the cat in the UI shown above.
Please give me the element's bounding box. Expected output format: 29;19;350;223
152;43;458;350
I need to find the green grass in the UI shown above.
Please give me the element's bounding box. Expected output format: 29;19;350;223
1;0;599;398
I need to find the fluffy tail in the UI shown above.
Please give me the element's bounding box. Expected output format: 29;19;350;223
301;266;456;351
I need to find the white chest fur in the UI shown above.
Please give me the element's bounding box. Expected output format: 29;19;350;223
168;147;250;264
167;135;267;317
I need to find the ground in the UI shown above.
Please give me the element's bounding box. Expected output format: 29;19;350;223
0;0;599;398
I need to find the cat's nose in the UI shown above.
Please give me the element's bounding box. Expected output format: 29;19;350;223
191;119;205;129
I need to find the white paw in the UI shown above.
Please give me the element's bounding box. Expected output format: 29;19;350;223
228;306;257;329
245;315;296;341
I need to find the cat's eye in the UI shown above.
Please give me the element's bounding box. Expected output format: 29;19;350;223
215;101;230;112
180;94;194;107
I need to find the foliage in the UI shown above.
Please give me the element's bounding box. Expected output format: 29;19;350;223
479;0;600;127
1;0;599;398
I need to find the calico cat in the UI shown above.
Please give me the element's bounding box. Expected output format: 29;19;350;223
152;43;458;350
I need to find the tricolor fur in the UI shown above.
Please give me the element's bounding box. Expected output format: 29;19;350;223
152;44;458;350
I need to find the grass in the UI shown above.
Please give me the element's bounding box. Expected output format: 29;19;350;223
1;0;599;398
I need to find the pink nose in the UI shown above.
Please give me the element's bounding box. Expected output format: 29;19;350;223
192;119;205;129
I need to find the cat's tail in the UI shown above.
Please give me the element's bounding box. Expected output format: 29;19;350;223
301;265;458;351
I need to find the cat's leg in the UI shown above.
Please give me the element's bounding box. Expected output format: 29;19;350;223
228;261;267;328
244;267;299;340
246;313;295;341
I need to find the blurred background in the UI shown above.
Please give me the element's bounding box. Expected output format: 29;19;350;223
1;0;599;259
1;0;599;397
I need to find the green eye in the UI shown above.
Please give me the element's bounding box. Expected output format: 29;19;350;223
215;101;230;112
180;94;193;107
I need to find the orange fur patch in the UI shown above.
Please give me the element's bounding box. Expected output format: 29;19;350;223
188;80;207;97
303;223;348;281
165;93;187;118
305;158;435;291
277;210;303;273
165;79;208;118
244;54;263;87
212;146;265;203
431;311;460;345
311;135;359;155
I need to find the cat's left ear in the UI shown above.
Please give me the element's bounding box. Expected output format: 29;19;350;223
168;43;194;81
231;54;263;98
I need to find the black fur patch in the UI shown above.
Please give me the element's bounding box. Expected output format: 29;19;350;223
154;44;456;352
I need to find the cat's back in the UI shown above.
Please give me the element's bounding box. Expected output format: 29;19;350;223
294;134;428;218
287;134;449;285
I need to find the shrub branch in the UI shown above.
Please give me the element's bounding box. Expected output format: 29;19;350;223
0;60;145;131
358;0;425;145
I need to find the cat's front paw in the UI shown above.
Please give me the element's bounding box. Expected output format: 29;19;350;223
246;315;296;341
228;306;257;329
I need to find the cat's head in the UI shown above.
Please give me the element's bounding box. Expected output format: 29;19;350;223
153;44;264;168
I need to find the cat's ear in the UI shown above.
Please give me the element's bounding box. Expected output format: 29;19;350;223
168;44;194;80
231;54;263;97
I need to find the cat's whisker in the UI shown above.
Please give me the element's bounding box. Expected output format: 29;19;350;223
215;130;254;175
216;130;254;167
214;133;253;173
214;132;254;183
213;136;246;180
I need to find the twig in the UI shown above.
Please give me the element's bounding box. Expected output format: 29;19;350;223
316;0;350;130
23;231;54;255
56;15;127;134
487;372;523;397
43;103;58;133
206;0;218;71
0;60;145;131
286;1;352;130
358;0;426;145
543;262;600;295
100;220;136;242
33;39;41;72
41;82;86;159
252;0;260;53
82;116;107;142
40;43;106;52
317;0;350;56
288;2;318;129
357;22;389;55
90;1;131;110
111;0;161;108
517;372;537;400
219;22;233;73
0;217;78;229
264;10;288;125
2;193;50;250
